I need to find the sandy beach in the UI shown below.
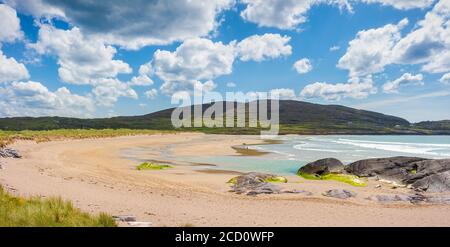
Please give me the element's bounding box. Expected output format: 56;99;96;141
1;133;449;227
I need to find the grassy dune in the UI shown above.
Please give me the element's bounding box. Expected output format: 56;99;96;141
0;186;116;227
0;129;174;148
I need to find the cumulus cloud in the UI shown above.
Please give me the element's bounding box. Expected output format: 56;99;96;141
0;50;29;83
240;0;352;30
300;76;377;100
361;0;435;10
0;81;94;117
7;0;235;50
151;34;291;95
237;33;292;62
293;58;313;74
391;0;450;73
440;73;450;84
339;1;450;77
338;19;408;77
329;45;340;51
128;63;154;86
382;73;424;93
0;4;23;43
144;89;158;99
226;82;237;88
270;88;297;99
30;25;132;85
91;78;138;107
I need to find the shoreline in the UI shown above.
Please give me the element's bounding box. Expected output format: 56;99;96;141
1;133;450;226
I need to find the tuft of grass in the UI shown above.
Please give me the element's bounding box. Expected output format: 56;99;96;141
137;162;173;170
0;186;116;227
298;172;367;187
0;129;174;147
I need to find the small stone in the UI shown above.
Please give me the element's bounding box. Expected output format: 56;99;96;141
375;184;381;188
322;189;356;199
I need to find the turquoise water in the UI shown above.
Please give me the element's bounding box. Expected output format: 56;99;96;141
179;135;450;175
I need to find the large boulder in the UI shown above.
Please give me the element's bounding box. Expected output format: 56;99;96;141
345;156;428;183
322;189;356;199
411;170;450;193
298;158;344;175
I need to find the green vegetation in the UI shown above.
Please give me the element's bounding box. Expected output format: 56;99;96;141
0;186;116;227
0;129;174;148
1;100;447;135
298;172;368;187
137;162;173;170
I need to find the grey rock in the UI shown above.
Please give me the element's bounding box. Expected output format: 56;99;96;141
411;170;450;193
0;148;22;158
425;194;450;204
113;215;137;222
229;172;282;196
345;157;450;187
367;193;426;204
298;158;344;175
322;189;356;199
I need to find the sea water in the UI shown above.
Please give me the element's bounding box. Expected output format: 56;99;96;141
180;135;450;175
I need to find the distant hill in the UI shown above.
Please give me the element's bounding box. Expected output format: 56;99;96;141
0;100;448;134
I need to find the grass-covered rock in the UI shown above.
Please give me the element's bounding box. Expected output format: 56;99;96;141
0;186;116;227
137;162;173;170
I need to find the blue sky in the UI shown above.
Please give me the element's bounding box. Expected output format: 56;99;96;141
0;0;449;122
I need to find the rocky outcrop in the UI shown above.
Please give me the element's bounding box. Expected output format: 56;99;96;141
345;156;426;181
0;148;21;158
298;158;344;175
411;171;450;193
367;194;426;204
322;189;356;199
343;156;450;194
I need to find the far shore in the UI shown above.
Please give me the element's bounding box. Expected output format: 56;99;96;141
1;133;450;226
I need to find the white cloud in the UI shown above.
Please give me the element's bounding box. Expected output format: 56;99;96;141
239;0;433;30
382;73;424;93
144;89;158;99
226;82;237;88
0;81;94;117
0;50;29;83
391;0;450;73
440;73;450;84
240;0;352;30
300;76;377;100
339;1;450;77
8;0;235;50
361;0;435;10
330;45;340;51
91;78;138;107
270;88;297;99
338;18;408;77
128;63;154;86
0;4;23;43
30;25;132;85
237;33;292;62
293;58;313;74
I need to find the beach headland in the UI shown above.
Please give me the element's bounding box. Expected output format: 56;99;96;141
1;133;450;226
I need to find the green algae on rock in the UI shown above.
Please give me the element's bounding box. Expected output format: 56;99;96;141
137;162;173;170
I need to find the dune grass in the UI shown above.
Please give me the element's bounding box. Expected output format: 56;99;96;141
0;129;174;148
0;186;116;227
136;162;173;170
298;172;368;187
